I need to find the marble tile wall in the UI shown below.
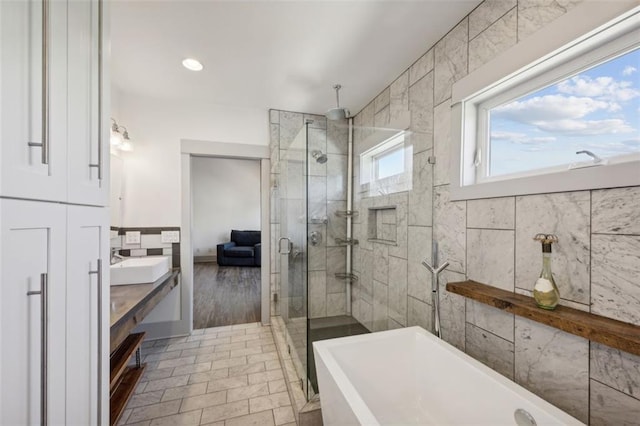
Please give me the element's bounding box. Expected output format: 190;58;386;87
350;0;640;423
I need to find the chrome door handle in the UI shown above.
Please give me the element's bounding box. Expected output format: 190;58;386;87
278;237;292;255
28;0;49;165
89;0;103;180
27;273;48;426
89;259;102;425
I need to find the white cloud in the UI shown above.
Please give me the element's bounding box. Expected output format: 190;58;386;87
493;94;611;122
583;138;640;154
493;93;637;137
557;75;639;102
523;146;547;152
491;131;556;145
607;102;622;112
533;118;635;135
623;66;637;76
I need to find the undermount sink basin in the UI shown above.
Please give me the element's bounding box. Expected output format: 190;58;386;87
110;256;170;286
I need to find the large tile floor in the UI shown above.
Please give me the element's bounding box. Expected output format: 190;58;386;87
119;322;296;426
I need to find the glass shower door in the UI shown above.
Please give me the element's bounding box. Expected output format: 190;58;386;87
279;124;309;397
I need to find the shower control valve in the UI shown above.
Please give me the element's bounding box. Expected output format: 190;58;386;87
309;231;322;246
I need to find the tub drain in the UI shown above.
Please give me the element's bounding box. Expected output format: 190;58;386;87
514;409;537;426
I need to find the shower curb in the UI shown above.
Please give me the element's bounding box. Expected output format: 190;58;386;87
270;316;324;425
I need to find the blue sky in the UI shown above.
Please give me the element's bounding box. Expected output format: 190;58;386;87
489;48;640;176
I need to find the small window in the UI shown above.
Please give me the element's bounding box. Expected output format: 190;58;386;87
451;4;640;200
360;131;412;196
375;145;405;180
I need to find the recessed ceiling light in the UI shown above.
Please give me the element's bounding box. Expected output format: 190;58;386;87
182;58;203;71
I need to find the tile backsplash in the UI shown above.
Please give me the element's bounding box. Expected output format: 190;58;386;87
111;227;181;268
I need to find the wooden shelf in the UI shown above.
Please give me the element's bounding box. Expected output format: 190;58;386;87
110;332;145;392
110;332;146;425
446;280;640;357
110;365;146;426
108;270;180;426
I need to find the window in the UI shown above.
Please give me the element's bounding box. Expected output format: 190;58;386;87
451;3;640;200
375;145;405;180
360;131;412;196
483;47;639;180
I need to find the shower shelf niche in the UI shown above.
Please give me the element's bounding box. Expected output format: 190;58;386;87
447;280;640;356
367;205;397;245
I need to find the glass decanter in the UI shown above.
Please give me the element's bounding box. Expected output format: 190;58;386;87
533;233;560;310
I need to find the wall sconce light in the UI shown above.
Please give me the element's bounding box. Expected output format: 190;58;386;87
111;118;134;152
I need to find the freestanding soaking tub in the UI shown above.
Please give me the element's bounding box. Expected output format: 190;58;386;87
313;326;583;425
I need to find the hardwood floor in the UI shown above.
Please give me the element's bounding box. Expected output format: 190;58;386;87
193;263;261;329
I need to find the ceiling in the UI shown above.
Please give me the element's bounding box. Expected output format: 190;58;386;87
110;0;481;116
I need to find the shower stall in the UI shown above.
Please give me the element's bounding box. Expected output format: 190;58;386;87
271;107;424;403
277;117;367;400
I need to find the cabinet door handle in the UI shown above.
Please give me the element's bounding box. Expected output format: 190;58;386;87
89;0;103;180
27;0;49;165
27;273;48;426
89;259;102;425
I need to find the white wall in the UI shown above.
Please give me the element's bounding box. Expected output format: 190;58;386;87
115;89;269;227
192;157;261;257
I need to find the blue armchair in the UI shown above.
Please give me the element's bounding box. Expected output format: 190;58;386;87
217;230;261;266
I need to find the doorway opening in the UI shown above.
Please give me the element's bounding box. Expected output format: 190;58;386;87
191;156;262;329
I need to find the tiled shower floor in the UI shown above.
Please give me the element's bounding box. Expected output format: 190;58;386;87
118;323;296;426
307;315;370;393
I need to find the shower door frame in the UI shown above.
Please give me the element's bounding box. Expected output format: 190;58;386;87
279;123;311;398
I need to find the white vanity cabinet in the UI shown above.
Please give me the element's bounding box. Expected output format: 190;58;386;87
67;0;109;206
66;205;109;425
0;199;67;425
0;0;68;202
1;0;108;206
0;200;109;425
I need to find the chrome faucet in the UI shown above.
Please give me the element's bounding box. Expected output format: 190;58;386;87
421;241;449;339
110;248;126;265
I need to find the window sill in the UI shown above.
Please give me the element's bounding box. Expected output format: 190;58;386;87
450;159;640;201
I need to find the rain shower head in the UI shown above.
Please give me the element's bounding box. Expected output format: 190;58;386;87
312;150;328;164
326;107;349;121
325;84;350;120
